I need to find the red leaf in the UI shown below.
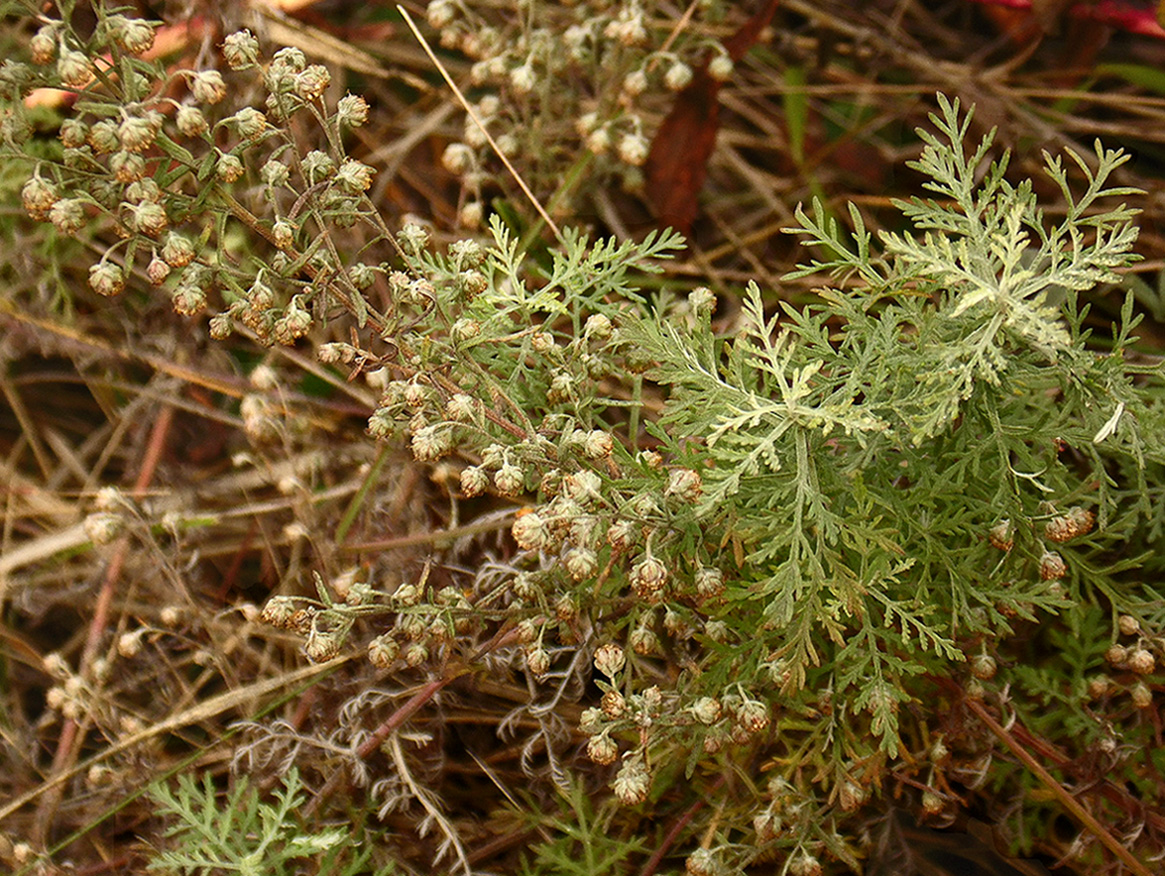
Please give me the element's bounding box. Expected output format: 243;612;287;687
645;0;782;235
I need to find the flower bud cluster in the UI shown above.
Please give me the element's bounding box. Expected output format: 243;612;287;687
427;0;736;210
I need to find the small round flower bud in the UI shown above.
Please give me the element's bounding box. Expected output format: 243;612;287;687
336;93;369;127
84;511;125;544
145;252;170;284
117;628;147;659
458;200;483;228
223;30;260;69
988;519;1013;551
612;755;650;805
30;26;58;65
118;115;156;152
600;689;625;719
1131;682;1153;708
691;697;722;725
22;175;57;221
525;647;550;677
789;852;822;876
622;69;648;97
564;547;598;581
1068;506;1096;536
295;64;330;100
162;232;196;268
114;18;156;56
617;132;649;167
129;201;168;236
970;653;997;680
88;119;119;154
664;61;693;91
60;118;87;148
427;0;456;28
587;732;618;765
531;330;555;353
512;510;548;551
586;126;611;155
271;219;295;248
459;465;489;497
510;62;536;95
259;596;297;628
272;299;312;344
442;142;474;175
1087;675;1111;699
1128;648;1155;675
305;627;342;663
495;462;525;496
1118;615;1140;637
232;106;268;140
171;284;206;315
215;152;244;183
708;54;734;81
606;519;637;553
368;634;399;669
57;47;94;87
562;470;602;503
1106;643;1128;666
190;70;227;104
694;566;726;601
336;158;375;194
665;468;702;503
110;150;146;183
174;104;208;138
1039;550;1066;580
48;198;85;234
629;625;658;655
630;554;668;601
411;424;454;461
582;429;614;460
89;261;125;297
737;699;770;733
593;643;625;677
838;779;868;811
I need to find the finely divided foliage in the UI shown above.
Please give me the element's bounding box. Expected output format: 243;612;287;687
7;1;1165;870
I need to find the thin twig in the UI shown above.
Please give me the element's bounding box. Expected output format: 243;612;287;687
964;694;1153;876
397;5;564;245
